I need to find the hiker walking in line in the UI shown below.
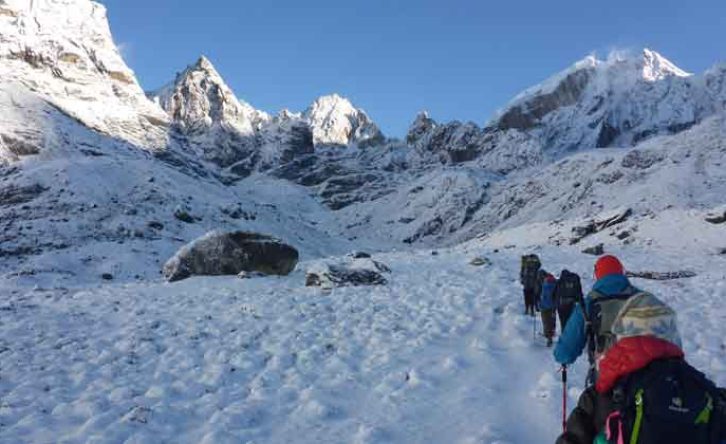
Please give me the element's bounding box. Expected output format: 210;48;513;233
554;255;726;444
539;272;557;347
554;255;641;379
520;254;541;316
553;269;582;333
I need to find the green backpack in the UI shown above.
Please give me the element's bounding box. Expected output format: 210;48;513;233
520;254;541;289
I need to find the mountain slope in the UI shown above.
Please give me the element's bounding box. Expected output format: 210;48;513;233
492;49;724;153
0;0;168;150
343;114;726;246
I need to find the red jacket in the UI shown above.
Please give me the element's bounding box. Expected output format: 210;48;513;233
595;335;684;393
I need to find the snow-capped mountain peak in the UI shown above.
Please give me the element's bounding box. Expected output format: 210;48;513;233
605;48;691;82
637;48;690;81
484;48;721;156
406;111;437;144
194;55;216;72
304;94;384;147
153;55;269;136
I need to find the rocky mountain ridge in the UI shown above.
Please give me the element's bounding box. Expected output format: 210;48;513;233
146;56;384;176
1;0;725;286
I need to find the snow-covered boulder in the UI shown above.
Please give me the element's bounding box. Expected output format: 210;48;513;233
620;149;665;169
305;258;391;288
705;206;726;224
469;256;491;266
163;231;299;282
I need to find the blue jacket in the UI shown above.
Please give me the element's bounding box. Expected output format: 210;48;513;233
553;274;637;365
540;278;557;310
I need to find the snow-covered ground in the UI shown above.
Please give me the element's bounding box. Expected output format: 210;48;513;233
1;244;724;443
1;3;724;443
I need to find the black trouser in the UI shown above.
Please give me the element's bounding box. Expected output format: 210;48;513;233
541;309;556;340
558;303;575;331
523;287;536;315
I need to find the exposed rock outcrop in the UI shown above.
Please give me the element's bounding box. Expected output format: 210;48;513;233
582;243;605;256
626;270;697;280
705;206;726;224
305;258;391;288
163;231;299;282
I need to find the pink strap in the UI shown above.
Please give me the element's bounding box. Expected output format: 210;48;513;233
604;411;625;444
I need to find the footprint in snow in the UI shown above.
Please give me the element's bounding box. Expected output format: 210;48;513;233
459;423;511;444
530;371;559;400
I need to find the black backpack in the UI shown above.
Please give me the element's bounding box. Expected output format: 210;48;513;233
602;358;724;444
520;254;541;289
555;269;582;306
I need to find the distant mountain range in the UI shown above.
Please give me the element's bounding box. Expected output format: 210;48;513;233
1;0;724;285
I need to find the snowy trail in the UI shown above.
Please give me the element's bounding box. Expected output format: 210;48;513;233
0;247;723;443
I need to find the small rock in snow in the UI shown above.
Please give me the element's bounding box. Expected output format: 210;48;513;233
582;243;604;256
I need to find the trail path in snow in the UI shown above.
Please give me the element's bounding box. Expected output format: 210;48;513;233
343;261;568;444
0;246;723;443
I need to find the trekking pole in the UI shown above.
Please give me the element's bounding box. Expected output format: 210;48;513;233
562;365;569;429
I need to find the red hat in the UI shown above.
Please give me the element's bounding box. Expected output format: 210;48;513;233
594;255;625;280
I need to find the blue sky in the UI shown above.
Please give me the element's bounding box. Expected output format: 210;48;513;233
100;0;725;137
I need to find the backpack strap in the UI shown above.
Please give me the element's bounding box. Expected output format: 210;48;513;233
710;388;725;443
582;289;638;371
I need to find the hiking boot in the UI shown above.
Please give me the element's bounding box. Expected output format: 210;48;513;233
546;338;553;347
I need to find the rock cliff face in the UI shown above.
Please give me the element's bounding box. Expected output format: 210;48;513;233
153;56;269;137
303;94;384;147
150;56;274;170
0;0;169;150
150;60;383;174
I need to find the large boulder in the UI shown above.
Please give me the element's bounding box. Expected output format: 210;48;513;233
163;231;299;282
305;258;391;288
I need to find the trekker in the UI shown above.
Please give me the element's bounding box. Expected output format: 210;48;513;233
554;255;639;379
520;254;541;316
554;255;726;443
534;268;548;313
539;273;557;347
553;269;582;333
